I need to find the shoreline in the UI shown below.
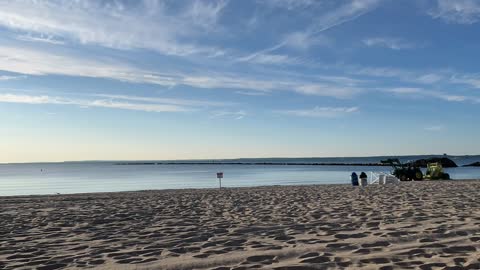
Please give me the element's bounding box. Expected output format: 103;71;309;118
1;180;480;269
2;179;479;199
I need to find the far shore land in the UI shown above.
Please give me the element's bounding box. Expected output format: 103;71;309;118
1;181;480;270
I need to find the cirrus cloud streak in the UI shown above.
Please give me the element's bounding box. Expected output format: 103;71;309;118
277;106;359;118
0;92;230;113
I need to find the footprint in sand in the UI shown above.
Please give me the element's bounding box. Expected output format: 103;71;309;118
37;263;68;270
469;236;480;242
418;238;436;243
420;243;446;248
298;252;319;259
361;241;391;248
273;266;318;270
453;257;467;265
360;257;390;264
395;260;425;268
245;254;277;264
353;248;371;254
334;232;368;239
300;255;331;264
442;245;477;254
333;256;352;266
116;257;143;264
326;243;358;251
419;262;447;270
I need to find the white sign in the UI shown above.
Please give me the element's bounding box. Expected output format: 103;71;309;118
217;172;223;189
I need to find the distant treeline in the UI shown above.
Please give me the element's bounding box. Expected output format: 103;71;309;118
115;162;393;166
115;157;480;167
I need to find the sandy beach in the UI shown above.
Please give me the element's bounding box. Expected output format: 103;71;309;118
1;180;480;270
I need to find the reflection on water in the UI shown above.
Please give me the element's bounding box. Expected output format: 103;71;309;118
0;163;479;196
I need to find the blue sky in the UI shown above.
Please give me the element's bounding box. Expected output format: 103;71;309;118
1;0;480;162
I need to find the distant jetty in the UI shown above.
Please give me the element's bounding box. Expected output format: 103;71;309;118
115;162;392;166
114;157;465;167
464;162;480;167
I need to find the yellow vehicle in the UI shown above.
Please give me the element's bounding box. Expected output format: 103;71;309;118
424;162;450;180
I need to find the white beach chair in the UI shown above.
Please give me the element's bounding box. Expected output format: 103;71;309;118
360;178;368;187
378;174;386;185
384;175;400;184
369;172;399;185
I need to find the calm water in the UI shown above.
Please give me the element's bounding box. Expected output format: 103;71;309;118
1;161;480;196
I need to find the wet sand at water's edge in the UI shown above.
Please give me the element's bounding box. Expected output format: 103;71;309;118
1;180;480;269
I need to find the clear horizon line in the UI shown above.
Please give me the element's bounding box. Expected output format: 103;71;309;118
1;153;478;165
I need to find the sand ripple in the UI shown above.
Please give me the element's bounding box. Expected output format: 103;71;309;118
1;181;480;269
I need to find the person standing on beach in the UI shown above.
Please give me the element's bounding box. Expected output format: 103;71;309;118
359;172;368;186
351;172;359;186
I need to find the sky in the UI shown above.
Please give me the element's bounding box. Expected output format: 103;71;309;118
1;0;480;163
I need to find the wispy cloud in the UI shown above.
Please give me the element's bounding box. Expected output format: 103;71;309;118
277;106;359;118
316;75;366;86
0;45;159;83
0;74;26;81
429;0;480;24
387;87;424;95
343;64;451;86
0;93;226;113
257;0;316;10
180;74;360;99
349;66;413;79
363;37;419;50
424;125;445;131
94;94;231;107
85;99;188;112
0;46;366;99
16;34;65;45
416;73;444;84
437;94;467;102
2;41;477;106
451;74;480;88
0;0;227;56
183;0;229;30
236;53;299;65
239;0;380;66
282;31;332;50
0;93;64;105
386;87;470;103
343;64;480;96
211;110;247;119
305;0;381;35
242;0;381;64
235;91;269;96
294;84;361;98
3;43;479;107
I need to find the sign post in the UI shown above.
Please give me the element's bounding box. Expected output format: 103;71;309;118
216;172;224;189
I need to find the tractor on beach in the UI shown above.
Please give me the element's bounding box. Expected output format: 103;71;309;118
424;162;450;180
380;158;450;181
381;158;423;181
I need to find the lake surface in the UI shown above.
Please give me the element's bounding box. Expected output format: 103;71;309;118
1;160;480;196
